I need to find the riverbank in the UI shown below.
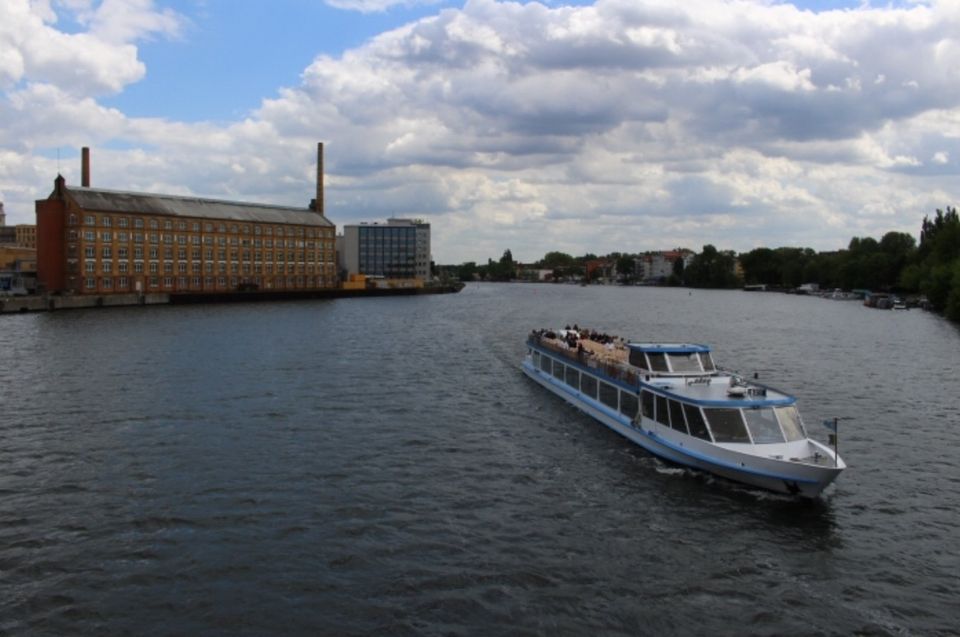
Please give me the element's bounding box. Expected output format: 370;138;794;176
0;283;463;314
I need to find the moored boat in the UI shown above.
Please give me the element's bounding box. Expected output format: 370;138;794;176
522;328;845;497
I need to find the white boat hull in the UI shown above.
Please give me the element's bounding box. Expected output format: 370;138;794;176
522;358;843;498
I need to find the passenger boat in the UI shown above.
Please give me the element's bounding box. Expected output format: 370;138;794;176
522;328;845;497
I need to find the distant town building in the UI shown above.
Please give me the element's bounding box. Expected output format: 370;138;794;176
35;145;337;296
516;264;554;281
15;225;36;248
0;201;5;226
338;218;431;281
0;245;37;295
636;249;694;283
585;259;614;281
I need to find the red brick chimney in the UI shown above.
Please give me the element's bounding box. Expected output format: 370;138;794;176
81;147;90;187
316;142;324;217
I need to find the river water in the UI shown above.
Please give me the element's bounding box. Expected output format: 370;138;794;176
1;284;958;636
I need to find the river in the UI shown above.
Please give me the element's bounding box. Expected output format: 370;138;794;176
1;283;958;635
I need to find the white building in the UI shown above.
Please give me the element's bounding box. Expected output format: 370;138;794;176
636;250;695;282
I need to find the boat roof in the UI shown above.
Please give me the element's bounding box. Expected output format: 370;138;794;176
643;376;795;408
628;343;711;354
527;328;794;408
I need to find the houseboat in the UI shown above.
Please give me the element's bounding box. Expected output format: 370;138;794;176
522;328;845;497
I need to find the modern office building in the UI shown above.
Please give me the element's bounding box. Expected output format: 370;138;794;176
338;218;431;281
36;145;337;295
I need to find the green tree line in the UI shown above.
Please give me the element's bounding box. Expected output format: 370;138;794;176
738;207;960;320
443;207;960;322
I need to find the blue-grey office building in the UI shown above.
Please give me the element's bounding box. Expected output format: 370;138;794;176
339;218;431;281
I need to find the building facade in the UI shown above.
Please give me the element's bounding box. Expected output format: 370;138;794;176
636;249;695;283
36;145;336;295
339;218;431;281
15;225;37;249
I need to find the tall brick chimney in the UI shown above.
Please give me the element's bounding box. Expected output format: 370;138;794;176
316;142;324;217
81;147;90;187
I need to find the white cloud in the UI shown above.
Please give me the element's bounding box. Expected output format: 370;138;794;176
2;0;960;262
0;0;182;96
732;61;816;92
325;0;443;13
86;0;183;44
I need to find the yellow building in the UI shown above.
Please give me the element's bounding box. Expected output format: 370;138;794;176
0;245;36;271
15;225;37;248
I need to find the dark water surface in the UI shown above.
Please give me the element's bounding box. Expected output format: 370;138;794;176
1;284;958;636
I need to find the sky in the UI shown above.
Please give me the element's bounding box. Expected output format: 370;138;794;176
1;0;959;264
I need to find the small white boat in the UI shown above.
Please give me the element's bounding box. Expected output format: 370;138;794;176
522;328;845;497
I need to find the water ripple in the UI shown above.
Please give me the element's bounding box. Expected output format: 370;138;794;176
0;288;958;635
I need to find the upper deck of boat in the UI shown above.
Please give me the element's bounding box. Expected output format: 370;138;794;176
529;328;795;408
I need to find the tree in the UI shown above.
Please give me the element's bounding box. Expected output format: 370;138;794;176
616;255;636;282
906;207;960;313
542;251;575;268
946;261;960;322
457;261;478;282
684;245;741;288
739;247;781;286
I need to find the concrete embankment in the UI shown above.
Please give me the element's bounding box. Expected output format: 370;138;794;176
0;293;170;314
1;284;463;314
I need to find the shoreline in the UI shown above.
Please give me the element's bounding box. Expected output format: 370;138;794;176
0;283;464;315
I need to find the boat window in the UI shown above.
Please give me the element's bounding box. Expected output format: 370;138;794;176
620;392;638;419
581;374;598;399
533;351;540;368
641;390;654;419
647;353;670;373
668;399;689;434
700;353;716;371
655;395;670;426
703;408;750;443
628;350;648;369
668;353;701;374
743;408;785;444
599;382;618;409
539;354;551;373
552;360;565;380
683;404;712;441
565;366;579;388
775;406;806;442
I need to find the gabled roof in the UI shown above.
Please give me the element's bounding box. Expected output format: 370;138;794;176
61;185;334;227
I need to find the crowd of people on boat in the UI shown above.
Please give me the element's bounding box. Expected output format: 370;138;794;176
564;325;620;346
531;325;625;351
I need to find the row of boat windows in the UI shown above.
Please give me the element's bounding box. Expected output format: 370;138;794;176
534;351;806;445
628;350;716;374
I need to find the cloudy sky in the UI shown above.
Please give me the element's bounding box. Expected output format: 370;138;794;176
1;0;958;263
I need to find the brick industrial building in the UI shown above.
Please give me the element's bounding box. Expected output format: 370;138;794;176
36;145;336;295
